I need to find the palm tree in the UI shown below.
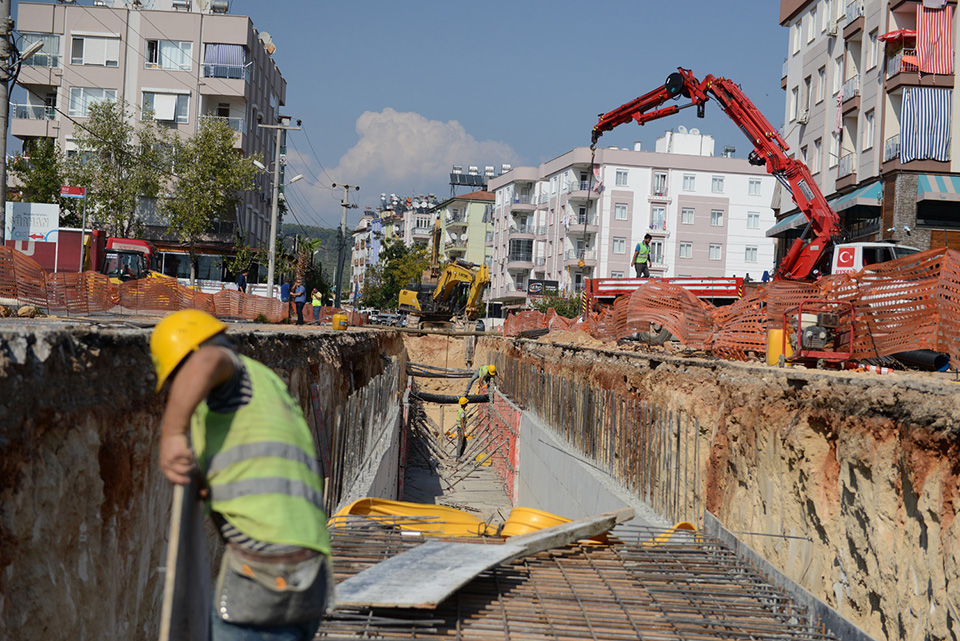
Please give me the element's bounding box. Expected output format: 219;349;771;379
296;236;323;283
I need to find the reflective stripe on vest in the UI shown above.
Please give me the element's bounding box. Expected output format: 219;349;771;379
207;440;321;477
209;476;324;509
635;243;650;263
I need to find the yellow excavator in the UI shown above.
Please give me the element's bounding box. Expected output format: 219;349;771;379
398;217;490;329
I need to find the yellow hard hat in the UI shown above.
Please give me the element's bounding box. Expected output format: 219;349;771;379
488;364;497;376
150;310;227;392
459;396;469;406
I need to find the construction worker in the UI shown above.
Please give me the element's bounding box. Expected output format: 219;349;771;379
465;364;497;396
150;310;331;640
456;397;469;458
632;233;653;278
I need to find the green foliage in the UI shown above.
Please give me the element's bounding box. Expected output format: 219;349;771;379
162;117;260;246
8;139;82;226
65;99;173;238
528;292;582;318
225;241;256;274
281;224;349;295
360;238;429;310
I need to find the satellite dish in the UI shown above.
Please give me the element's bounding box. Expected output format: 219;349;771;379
690;128;700;135
259;32;276;55
677;125;688;134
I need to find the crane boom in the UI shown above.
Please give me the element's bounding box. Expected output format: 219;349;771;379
592;68;845;281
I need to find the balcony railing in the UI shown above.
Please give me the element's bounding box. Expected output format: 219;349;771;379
538;193;552;204
534;257;546;266
886;49;919;78
838;151;856;178
11;104;56;120
507;253;533;263
649;219;667;231
200;114;244;132
510;223;534;234
511;194;533;205
884;134;900;163
445;239;467;249
842;76;860;101
564;249;597;261
447;212;468;224
575;215;599;226
202;63;248;80
412;226;433;235
845;0;863;25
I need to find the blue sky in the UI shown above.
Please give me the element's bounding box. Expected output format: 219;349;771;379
13;0;788;229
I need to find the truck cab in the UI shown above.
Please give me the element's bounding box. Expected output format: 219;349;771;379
830;242;921;275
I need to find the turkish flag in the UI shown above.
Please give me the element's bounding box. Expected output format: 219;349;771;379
836;247;856;269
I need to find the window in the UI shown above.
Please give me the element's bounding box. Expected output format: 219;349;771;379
803;76;812;109
614;203;628;220
822;1;830;31
830;132;840;166
863;109;875;149
710;210;724;227
748;178;762;195
17;33;60;67
682;174;695;191
650;206;666;230
833;55;843;94
808;8;817;42
745;246;758;263
792;22;801;54
143;92;190;124
868;30;879;69
711;176;724;193
68;87;117;117
801;145;808;165
615;169;628;186
653;171;667;195
681;207;695;224
817;66;826;103
650;240;664;265
679;242;693;259
709;243;722;261
813;138;822;174
789;87;799;120
71;35;120;67
145;40;192;71
747;212;760;229
612;237;626;254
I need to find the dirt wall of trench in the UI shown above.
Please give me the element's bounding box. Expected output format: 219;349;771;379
0;323;404;640
477;337;960;641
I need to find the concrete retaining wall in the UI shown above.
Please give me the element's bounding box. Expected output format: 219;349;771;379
0;322;404;640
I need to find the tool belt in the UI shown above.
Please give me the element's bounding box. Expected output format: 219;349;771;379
215;543;331;626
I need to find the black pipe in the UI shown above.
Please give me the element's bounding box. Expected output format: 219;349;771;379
892;350;950;372
412;391;489;404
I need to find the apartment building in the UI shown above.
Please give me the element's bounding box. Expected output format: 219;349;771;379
434;190;494;267
487;130;776;309
13;0;286;251
778;0;959;252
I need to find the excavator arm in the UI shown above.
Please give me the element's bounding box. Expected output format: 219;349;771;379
592;68;845;281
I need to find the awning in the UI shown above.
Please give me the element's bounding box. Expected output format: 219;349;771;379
203;43;246;66
879;28;917;42
766;211;807;237
918;174;960;201
831;180;883;212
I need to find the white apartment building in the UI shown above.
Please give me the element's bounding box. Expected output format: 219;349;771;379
778;0;960;252
13;0;285;250
434;190;494;268
487;130;776;309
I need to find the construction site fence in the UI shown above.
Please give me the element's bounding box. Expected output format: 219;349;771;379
322;358;402;514
493;356;701;526
0;246;366;325
476;386;522;505
503;247;960;365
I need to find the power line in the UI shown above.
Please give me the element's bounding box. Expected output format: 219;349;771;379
297;125;337;186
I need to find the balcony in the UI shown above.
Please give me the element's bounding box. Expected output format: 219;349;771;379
844;0;864;38
485;231;494;244
10;103;59;139
200;114;244;132
782;58;788;90
203;63;248;81
567;180;598;201
837;151;857;190
887;49;919;78
445;239;467;252
198;63;247;97
447;212;468;226
841;76;860;113
506;252;534;268
563;249;597;268
883;134;900;163
11;104;56;120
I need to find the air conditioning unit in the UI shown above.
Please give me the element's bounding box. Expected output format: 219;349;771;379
827;20;838;36
797;109;810;125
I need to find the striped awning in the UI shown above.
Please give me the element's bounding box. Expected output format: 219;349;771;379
901;87;951;163
203;43;245;66
766;211;807;237
917;174;960;201
917;4;953;74
831;180;883;212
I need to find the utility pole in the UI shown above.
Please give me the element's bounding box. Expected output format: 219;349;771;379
258;116;300;299
0;0;13;245
331;183;359;308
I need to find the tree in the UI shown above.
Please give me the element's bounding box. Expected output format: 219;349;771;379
162;117;260;285
65;99;173;238
528;292;582;318
8;138;83;225
359;237;429;310
296;236;322;283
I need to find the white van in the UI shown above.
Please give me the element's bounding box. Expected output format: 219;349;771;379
830;242;922;275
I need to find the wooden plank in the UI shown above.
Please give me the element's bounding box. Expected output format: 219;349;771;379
334;508;634;609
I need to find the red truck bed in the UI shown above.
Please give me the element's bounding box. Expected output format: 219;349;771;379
585;277;744;305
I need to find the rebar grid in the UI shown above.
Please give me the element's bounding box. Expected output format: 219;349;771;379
319;522;842;641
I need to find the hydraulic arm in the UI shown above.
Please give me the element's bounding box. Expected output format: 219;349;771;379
592;68;845;281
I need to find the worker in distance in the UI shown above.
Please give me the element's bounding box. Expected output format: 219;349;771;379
151;309;332;640
632;233;653;278
465;363;497;396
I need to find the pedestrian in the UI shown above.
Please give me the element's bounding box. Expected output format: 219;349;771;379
293;279;306;326
237;269;248;294
150;310;332;640
280;281;291;320
632;233;653;278
311;288;322;325
465;364;497;396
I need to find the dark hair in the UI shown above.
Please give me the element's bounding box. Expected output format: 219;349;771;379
643;234;652;240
